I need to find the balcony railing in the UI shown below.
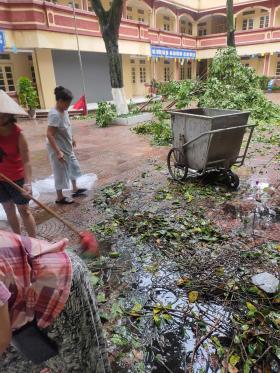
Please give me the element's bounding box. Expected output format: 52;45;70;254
1;1;280;51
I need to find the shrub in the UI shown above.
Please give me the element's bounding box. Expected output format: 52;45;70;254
132;101;171;146
17;76;39;110
96;102;116;127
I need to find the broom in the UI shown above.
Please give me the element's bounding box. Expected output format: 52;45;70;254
0;173;99;256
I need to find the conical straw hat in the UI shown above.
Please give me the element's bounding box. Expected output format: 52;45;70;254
0;90;28;116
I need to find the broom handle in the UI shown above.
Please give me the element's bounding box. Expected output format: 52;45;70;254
0;173;81;236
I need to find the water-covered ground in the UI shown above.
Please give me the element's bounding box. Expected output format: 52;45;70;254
1;118;279;372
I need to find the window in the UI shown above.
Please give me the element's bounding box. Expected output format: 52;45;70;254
276;61;280;76
198;28;207;36
131;67;136;84
0;65;15;91
127;6;133;20
180;26;187;33
243;10;255;16
260;15;269;28
214;23;227;33
245;63;250;68
242;18;254;30
180;66;186;80
163;23;170;31
187;64;192;80
188;22;193;35
164;67;170;81
180;20;186;34
140;67;146;83
198;22;207;36
0;54;10;60
138;17;145;23
68;2;79;8
30;66;36;85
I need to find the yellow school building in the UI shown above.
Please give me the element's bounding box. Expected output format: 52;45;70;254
1;0;280;108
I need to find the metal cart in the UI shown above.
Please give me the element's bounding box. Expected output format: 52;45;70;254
167;108;256;188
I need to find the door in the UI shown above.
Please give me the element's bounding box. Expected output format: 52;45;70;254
198;60;208;80
130;58;148;97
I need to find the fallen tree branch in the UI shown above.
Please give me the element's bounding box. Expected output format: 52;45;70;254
186;318;221;373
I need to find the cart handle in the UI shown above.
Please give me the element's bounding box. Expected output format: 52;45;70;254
181;123;257;149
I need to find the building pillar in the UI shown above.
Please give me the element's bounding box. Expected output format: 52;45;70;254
192;60;197;79
176;12;180;33
192;21;198;37
263;54;271;76
152;8;156;28
33;49;56;109
123;0;127;19
152;59;158;80
82;0;88;11
270;6;276;27
174;60;180;81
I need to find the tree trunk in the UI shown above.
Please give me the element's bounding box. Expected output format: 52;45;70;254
227;0;235;47
103;35;128;115
90;0;128;116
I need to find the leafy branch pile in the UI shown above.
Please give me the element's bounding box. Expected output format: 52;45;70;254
132;101;171;146
158;47;280;125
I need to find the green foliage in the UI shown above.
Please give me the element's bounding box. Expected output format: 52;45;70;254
158;79;200;109
258;75;270;91
151;101;169;122
199;48;280;124
17;76;39;110
132;121;171;146
155;48;280;125
132;100;171;146
128;100;141;115
96;102;116;127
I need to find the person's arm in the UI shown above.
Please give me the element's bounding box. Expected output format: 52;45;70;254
47;127;65;162
18;133;32;195
0;304;11;354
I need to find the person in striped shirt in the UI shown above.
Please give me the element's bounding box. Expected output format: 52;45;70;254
0;230;111;372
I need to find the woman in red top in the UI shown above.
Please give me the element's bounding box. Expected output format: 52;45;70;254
0;90;36;237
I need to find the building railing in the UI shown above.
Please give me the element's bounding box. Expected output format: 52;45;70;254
1;0;280;51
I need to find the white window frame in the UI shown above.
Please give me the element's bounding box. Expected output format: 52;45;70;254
139;66;146;83
163;23;170;32
260;15;269;28
164;67;171;81
276;61;280;76
131;67;136;84
0;64;15;92
242;18;254;30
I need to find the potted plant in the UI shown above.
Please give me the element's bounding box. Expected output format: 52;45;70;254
17;76;39;118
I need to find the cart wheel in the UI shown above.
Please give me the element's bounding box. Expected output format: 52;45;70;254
226;170;240;189
167;148;188;181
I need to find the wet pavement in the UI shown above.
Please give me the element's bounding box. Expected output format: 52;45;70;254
0;115;279;372
0;118;167;236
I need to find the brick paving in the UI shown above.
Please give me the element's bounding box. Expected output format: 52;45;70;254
2;118;167;240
